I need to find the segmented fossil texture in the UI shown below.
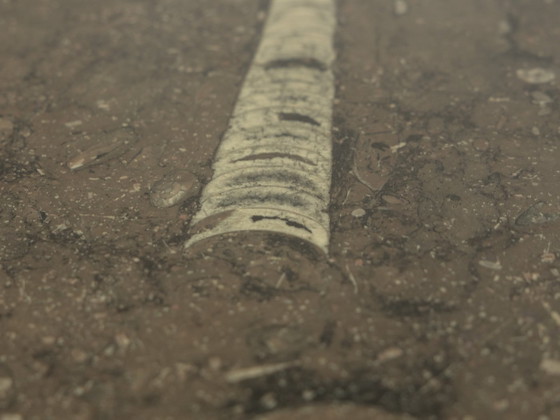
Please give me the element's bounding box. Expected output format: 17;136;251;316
186;0;336;253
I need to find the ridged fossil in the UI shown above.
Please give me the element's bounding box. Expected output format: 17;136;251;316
186;0;336;253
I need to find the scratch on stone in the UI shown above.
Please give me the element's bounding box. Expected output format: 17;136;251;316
225;361;298;383
352;156;376;193
543;302;560;328
345;264;358;294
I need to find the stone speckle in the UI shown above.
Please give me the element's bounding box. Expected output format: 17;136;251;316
516;68;556;84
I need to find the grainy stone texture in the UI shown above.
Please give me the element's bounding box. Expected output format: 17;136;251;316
0;0;559;419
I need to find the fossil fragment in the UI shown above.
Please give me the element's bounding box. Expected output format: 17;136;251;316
149;170;199;208
67;128;137;170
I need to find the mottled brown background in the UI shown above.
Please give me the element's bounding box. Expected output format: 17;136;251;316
1;0;559;419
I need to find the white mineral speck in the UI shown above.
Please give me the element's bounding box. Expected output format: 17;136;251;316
377;347;404;362
516;68;555;84
394;0;408;15
1;415;23;420
96;100;111;110
351;208;366;218
540;358;560;375
260;393;277;409
531;91;553;105
0;118;14;135
0;376;13;396
64;120;83;128
478;260;502;270
498;20;512;35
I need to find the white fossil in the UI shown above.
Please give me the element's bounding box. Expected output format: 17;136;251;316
185;0;336;253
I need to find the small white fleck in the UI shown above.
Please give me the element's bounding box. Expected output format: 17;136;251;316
260;393;277;409
532;91;553;105
0;118;14;133
351;208;366;218
479;260;502;270
96;100;111;111
540;358;560;375
64;120;83;128
0;376;13;393
394;0;408;15
516;68;555;84
391;142;407;152
377;347;404;362
0;415;22;420
302;389;315;401
498;20;511;35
